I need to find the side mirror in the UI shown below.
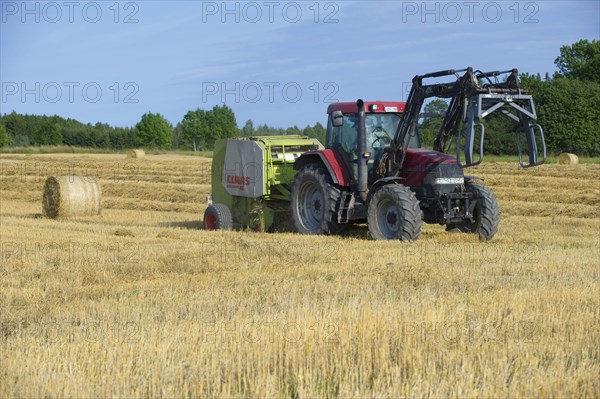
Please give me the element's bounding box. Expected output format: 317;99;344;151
331;110;344;127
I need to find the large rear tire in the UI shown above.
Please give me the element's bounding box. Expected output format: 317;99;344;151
368;184;422;240
447;182;500;240
290;165;346;235
204;204;233;230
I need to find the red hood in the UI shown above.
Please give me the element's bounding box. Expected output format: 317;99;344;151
401;149;458;186
404;148;457;164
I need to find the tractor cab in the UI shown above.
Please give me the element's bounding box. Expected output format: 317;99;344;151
325;101;420;184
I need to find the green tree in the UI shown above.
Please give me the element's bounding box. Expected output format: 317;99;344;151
39;123;63;145
302;122;326;144
302;124;314;138
241;119;254;136
0;123;12;147
179;105;238;150
312;122;326;144
3;111;27;140
418;99;448;148
255;124;285;136
286;125;301;136
180;109;210;151
554;39;600;83
480;113;518;155
523;76;600;155
135;112;173;149
209;105;238;145
171;123;183;149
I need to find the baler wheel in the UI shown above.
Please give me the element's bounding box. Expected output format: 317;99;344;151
204;204;233;230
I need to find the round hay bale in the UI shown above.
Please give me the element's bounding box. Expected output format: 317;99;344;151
557;152;579;165
127;149;145;159
42;176;101;219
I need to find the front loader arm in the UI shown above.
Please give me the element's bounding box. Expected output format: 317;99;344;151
391;67;478;173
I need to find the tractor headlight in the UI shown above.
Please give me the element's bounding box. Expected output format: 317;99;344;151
434;177;464;185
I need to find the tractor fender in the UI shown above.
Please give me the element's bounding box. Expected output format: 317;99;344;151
464;175;483;182
367;177;406;203
294;150;352;187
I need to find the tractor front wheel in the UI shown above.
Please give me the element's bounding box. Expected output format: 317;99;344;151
204;204;233;230
446;182;500;240
368;184;422;240
290;165;345;235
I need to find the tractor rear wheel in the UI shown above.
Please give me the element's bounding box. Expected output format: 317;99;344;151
204;204;233;230
290;165;345;235
447;182;500;240
368;184;422;240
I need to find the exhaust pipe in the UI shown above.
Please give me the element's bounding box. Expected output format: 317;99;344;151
356;99;368;201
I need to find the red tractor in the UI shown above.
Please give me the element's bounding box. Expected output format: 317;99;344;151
290;67;546;240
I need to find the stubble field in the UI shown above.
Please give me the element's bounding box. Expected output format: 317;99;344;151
0;152;598;397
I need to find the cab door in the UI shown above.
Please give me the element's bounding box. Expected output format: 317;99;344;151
327;112;358;184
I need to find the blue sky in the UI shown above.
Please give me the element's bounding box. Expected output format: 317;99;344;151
1;0;598;129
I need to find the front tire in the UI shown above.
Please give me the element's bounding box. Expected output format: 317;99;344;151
290;165;345;235
368;184;422;240
447;182;500;241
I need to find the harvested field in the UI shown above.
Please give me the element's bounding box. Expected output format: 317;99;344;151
1;153;599;397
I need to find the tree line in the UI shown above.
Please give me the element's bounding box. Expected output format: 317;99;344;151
1;40;598;155
0;105;326;152
0;106;236;151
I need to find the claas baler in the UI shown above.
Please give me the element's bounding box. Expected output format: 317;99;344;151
204;135;322;231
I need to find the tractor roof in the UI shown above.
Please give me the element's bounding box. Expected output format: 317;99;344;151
327;101;406;114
